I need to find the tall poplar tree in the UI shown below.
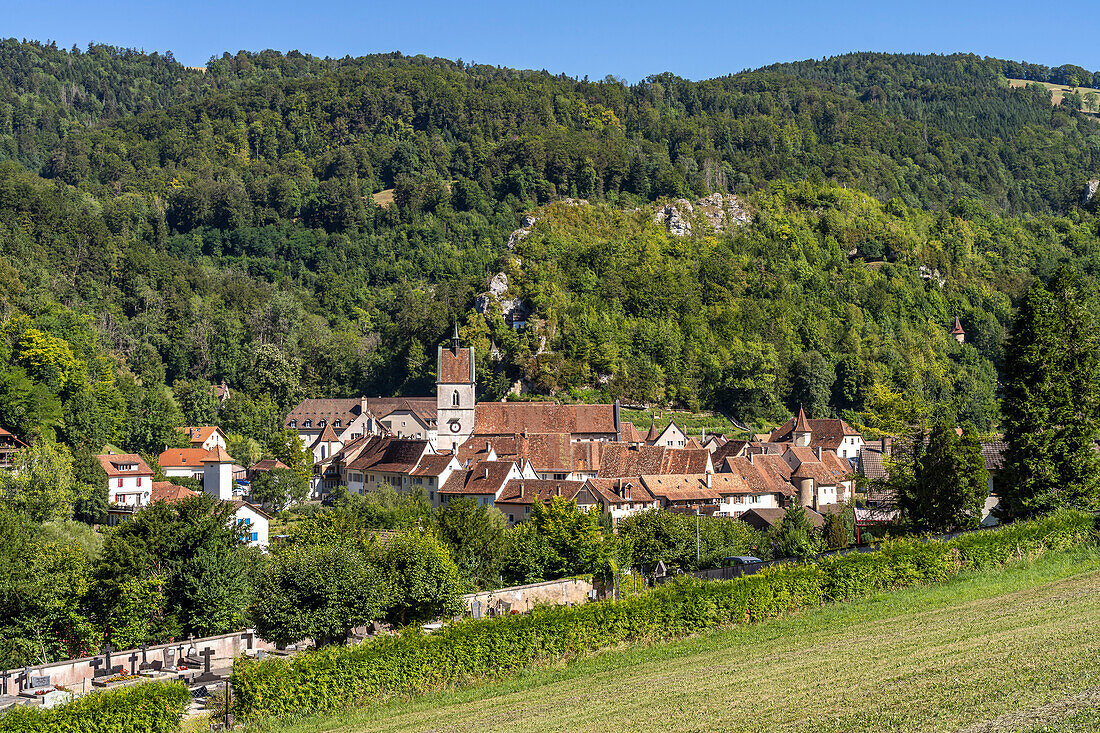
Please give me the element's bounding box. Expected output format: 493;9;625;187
998;268;1100;520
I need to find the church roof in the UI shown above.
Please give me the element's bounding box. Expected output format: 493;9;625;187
473;403;617;436
794;406;811;433
951;316;965;335
438;346;475;384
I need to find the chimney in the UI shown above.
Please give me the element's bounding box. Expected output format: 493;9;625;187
816;446;822;460
705;473;711;488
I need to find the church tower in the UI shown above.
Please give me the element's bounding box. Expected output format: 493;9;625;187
436;324;476;452
793;406;813;447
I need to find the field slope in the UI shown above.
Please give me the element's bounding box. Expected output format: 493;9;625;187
259;549;1100;733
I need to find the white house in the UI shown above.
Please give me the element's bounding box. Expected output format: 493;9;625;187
230;501;272;549
158;448;211;481
177;426;228;451
98;453;155;524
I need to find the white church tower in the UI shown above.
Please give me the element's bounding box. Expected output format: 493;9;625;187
436;324;476;452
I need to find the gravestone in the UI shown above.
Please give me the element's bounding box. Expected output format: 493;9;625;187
0;668;10;696
127;652;139;675
162;647;177;672
471;599;483;619
98;644;122;677
195;648;221;683
18;670;56;699
182;643;202;668
138;644;155;672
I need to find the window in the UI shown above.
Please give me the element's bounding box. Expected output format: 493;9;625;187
290;420;297;428
334;420;341;428
452;390;460;406
508;514;514;523
137;477;142;487
320;446;327;459
430;491;435;501
319;420;326;427
117;478;123;488
553;473;566;480
304;420;312;428
249;532;258;542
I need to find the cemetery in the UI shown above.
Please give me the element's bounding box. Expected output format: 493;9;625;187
0;629;273;718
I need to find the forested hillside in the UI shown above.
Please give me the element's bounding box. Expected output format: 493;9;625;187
3;41;1100;461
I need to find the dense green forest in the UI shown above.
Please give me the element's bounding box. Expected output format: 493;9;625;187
3;40;1100;462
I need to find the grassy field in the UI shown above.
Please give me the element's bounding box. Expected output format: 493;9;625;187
619;407;744;436
254;548;1100;733
1008;78;1100;115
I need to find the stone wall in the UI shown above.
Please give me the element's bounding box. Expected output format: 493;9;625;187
0;629;276;696
461;577;594;617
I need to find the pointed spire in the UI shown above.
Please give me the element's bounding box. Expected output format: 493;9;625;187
645;422;660;442
951;316;964;335
794;405;811;433
451;321;461;353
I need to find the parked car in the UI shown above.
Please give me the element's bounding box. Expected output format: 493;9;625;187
723;555;762;567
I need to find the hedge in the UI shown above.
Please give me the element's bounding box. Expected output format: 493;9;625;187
0;681;190;733
232;510;1097;720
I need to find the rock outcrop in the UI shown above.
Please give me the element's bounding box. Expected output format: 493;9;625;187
474;270;531;327
1084;179;1100;206
654;193;750;237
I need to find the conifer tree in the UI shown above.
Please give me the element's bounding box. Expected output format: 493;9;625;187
998;268;1100;520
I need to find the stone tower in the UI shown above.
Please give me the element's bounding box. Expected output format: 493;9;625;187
793;406;812;447
436;324;476;452
951;316;965;344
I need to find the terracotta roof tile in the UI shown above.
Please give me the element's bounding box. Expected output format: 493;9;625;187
438;461;517;496
349;438;429;473
158;448;212;468
178;426;222;445
97;453;154;478
597;444;711;478
769;416;861;452
150;482;198;504
474;403;616;436
438;346;475;384
496;479;590;505
411;454;459;476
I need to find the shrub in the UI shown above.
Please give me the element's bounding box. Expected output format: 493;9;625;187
0;680;190;733
232;510;1098;721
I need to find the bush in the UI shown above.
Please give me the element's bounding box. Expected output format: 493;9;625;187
0;681;190;733
231;511;1098;721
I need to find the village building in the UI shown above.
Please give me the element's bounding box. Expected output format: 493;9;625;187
177;426;228;451
438;460;528;507
409;453;463;505
285;397;437;447
345;437;432;494
781;445;854;510
149;481;199;504
596;443;713;478
740;506;826;533
202;445;237;501
158;447;212;481
951;316;966;344
309;424;343;463
98;453;155;525
230;500;272;549
584;478;661;524
767;407;865;459
494;478;592;524
0;427;27;469
436;325;477;451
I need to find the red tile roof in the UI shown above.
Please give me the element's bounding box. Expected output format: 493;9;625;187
740;507;825;531
619;421;646;443
495;479;590;505
438;346;475;383
768;416;861;452
97;453;154;478
410;454;459;476
474;403;617;436
348;438;429;473
285;397;436;429
158;448;212;468
177;426;222;445
438;461;517;496
205;445;235;463
150;482;198;504
597;444;712;478
585;477;657;505
0;427;28;449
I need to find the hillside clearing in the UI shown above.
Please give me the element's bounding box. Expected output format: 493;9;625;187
1008;78;1100;116
256;548;1100;733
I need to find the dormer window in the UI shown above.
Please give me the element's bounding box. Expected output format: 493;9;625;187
304;420;312;428
334;420;341;428
320;420;326;427
290;420;298;428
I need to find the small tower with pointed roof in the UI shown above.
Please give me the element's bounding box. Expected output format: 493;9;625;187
951;316;965;344
793;406;813;447
203;445;236;501
437;323;476;452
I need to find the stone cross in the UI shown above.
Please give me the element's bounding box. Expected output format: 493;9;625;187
127;652;139;675
20;666;31;692
200;647;215;675
139;643;152;671
0;668;10;696
89;657;104;678
103;643;115;673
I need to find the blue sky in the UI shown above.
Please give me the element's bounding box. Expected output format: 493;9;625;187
5;0;1099;81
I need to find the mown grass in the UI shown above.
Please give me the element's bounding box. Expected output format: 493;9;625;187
253;547;1100;733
